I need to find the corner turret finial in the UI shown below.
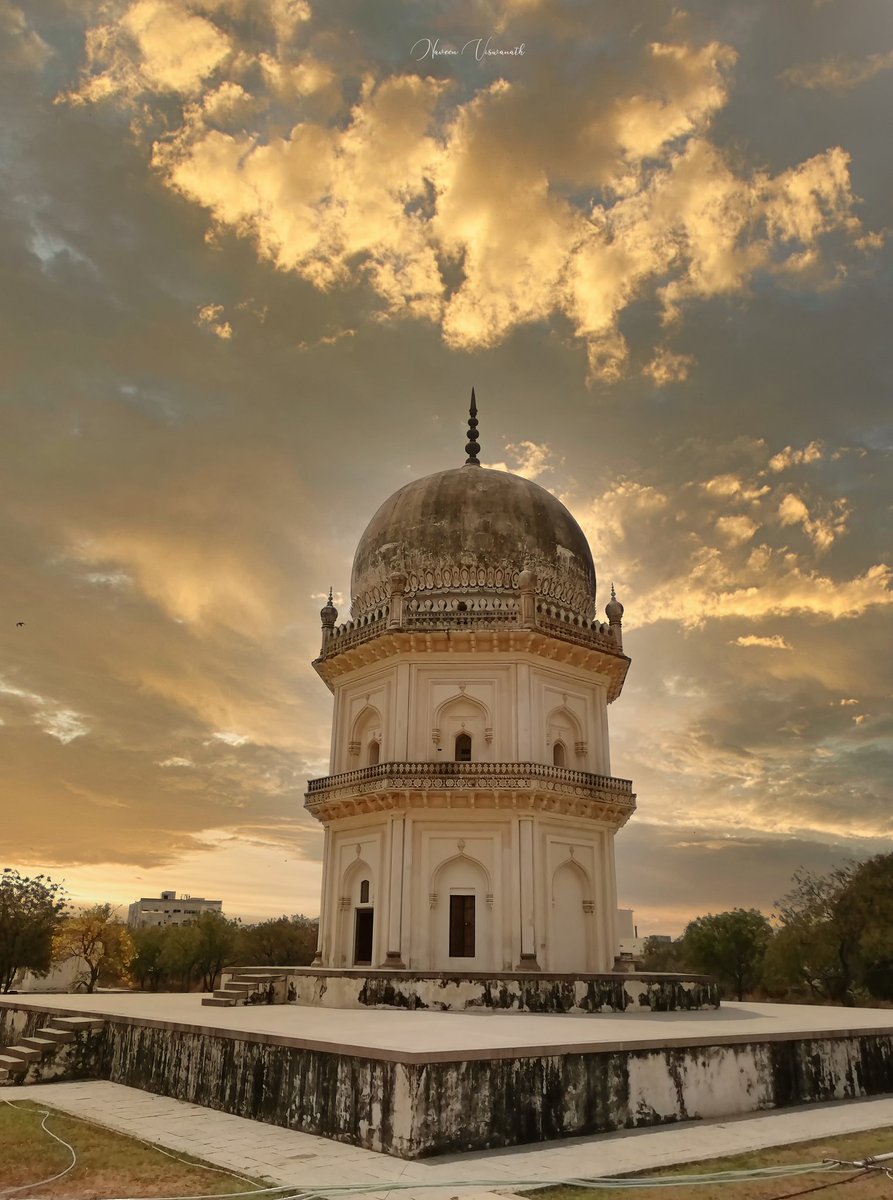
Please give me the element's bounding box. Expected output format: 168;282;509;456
606;582;624;624
464;387;481;466
320;586;338;630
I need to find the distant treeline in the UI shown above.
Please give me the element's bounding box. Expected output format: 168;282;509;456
0;869;317;994
642;851;893;1005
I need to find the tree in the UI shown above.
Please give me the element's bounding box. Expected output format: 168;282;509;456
130;925;170;991
771;865;856;1003
191;912;241;992
240;915;318;967
681;908;773;1000
0;869;68;993
53;904;135;992
836;854;893;1000
640;936;688;973
159;923;201;991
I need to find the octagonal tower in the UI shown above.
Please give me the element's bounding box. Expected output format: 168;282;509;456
305;394;635;972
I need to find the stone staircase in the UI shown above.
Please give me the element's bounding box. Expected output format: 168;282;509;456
0;1015;105;1085
202;970;290;1008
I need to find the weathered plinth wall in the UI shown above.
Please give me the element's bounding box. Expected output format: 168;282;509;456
4;1002;893;1157
223;968;720;1013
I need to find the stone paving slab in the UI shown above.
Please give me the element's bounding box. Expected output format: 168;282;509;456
5;994;893;1062
7;1079;893;1195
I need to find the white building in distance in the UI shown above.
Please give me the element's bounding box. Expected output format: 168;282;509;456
127;890;223;928
306;394;636;974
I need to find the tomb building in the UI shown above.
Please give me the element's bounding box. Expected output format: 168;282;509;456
306;394;635;973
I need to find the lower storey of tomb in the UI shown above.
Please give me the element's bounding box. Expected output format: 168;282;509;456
314;805;630;974
4;994;893;1158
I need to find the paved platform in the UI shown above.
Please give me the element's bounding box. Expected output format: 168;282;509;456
8;1079;893;1193
5;993;893;1062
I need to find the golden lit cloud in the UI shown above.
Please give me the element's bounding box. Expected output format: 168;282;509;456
781;49;893;93
731;635;792;650
59;7;879;383
195;302;232;339
769;441;823;471
642;346;696;385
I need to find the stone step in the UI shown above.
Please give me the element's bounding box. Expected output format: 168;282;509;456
49;1016;104;1032
212;989;247;999
19;1036;57;1055
218;981;254;993
0;1055;27;1075
3;1045;41;1063
36;1026;75;1044
201;996;236;1007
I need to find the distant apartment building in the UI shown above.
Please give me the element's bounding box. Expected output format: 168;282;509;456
127;890;223;928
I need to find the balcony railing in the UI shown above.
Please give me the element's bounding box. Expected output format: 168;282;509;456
306;760;634;796
319;602;622;661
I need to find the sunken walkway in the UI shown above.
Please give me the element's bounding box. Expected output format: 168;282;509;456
2;993;893;1159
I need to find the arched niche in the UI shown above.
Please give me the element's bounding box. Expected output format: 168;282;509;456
429;852;494;971
338;858;376;967
350;704;383;768
549;857;592;972
546;704;586;767
433;693;492;762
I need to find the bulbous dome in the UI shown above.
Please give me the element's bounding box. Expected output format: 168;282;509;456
351;465;596;620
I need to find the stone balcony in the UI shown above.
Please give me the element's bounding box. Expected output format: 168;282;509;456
314;599;631;700
304;760;636;826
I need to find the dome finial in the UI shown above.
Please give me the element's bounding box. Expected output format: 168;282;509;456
464;387;481;466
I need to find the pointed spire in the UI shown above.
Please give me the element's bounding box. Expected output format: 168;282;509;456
464;387;481;466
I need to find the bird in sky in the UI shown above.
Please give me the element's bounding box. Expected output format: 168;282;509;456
16;621;24;627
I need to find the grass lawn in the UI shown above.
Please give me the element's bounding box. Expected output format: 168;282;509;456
0;1099;269;1197
536;1126;893;1200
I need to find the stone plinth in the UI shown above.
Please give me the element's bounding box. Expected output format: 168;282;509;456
222;967;719;1013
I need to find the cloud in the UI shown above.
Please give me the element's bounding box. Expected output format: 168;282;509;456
642;346;696;385
781;49;893;93
196;303;232;339
769;441;824;471
66;0;232;104
731;635;792;650
715;514;759;545
777;491;849;551
58;6;880;383
484;440;554;480
574;437;885;630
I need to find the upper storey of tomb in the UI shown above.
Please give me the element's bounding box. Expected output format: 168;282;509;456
315;392;628;695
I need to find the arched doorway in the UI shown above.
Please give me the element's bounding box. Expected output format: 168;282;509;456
550;860;590;972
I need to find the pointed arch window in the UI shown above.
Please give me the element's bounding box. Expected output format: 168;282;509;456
367;739;380;767
359;879;370;905
553;741;567;768
455;732;472;762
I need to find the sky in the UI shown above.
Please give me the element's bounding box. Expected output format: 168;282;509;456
1;0;891;935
